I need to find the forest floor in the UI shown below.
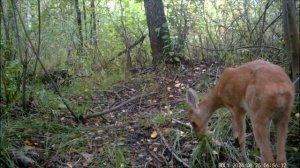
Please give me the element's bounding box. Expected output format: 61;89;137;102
56;61;222;167
4;60;300;167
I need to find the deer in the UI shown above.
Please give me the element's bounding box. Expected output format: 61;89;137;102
185;60;294;165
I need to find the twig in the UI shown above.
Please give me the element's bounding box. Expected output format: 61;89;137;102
190;44;282;52
88;109;108;122
104;90;122;100
148;151;163;164
157;128;191;168
83;93;155;119
110;34;147;62
172;119;192;129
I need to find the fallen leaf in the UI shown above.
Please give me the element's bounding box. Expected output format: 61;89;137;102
150;130;158;139
175;83;181;88
95;136;102;140
24;139;33;146
80;152;94;166
66;162;73;168
162;128;170;136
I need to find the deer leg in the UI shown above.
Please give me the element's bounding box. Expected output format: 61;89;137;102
231;107;247;158
251;117;275;163
274;114;289;164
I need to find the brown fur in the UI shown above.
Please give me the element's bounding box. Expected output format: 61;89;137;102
185;60;294;164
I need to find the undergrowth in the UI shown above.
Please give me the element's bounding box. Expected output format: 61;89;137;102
0;65;299;167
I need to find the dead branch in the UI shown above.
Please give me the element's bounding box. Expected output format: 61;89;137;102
83;92;155;120
172;118;192;129
110;34;147;62
88;109;108;122
157;128;191;168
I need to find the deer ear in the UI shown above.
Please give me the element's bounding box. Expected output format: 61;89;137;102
186;88;200;113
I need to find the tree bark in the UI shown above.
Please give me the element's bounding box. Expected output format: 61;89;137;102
282;0;299;92
0;0;3;106
143;0;171;66
74;0;83;49
82;0;88;42
90;0;97;46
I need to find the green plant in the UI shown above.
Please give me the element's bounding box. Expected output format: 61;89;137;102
104;143;129;168
0;117;17;167
191;135;218;168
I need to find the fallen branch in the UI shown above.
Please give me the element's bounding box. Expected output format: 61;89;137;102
157;128;191;168
83;92;155;120
172;118;192;129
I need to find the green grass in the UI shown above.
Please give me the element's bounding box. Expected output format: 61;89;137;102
139;112;172;129
102;142;130;168
2;114;91;161
0;117;17;167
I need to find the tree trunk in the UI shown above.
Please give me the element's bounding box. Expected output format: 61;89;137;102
82;0;88;42
90;0;97;46
0;0;13;60
0;0;3;104
74;0;83;49
119;0;132;77
282;0;300;92
143;0;171;66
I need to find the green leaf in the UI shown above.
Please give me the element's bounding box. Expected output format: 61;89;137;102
169;52;175;56
161;35;169;40
174;57;180;62
162;22;168;28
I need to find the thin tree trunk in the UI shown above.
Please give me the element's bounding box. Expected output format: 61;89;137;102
1;0;13;60
82;0;88;42
119;0;132;77
74;0;83;50
11;0;28;111
90;0;97;46
0;0;3;108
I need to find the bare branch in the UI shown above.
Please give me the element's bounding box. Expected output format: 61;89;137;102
157;128;191;168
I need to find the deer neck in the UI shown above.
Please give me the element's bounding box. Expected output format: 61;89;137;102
199;85;223;120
